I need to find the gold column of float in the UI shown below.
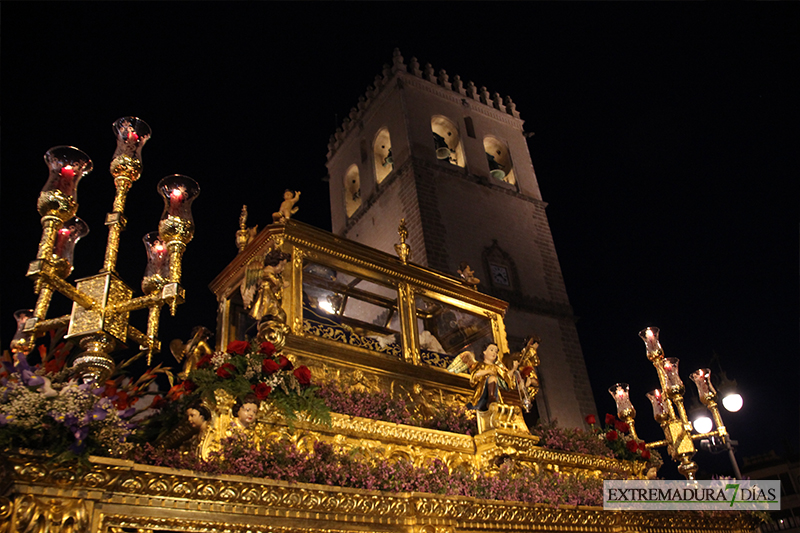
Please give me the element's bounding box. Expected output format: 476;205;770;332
397;282;420;365
287;247;306;336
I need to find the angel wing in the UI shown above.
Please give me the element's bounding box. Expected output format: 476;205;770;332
241;255;265;310
446;350;476;375
170;338;186;363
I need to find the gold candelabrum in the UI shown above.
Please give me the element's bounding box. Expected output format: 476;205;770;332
609;327;736;480
16;117;199;383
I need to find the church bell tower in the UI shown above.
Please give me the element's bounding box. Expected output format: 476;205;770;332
326;49;595;429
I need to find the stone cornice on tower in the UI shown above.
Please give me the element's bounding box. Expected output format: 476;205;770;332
327;48;522;161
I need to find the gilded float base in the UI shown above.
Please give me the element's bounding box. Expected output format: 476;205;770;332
0;452;759;533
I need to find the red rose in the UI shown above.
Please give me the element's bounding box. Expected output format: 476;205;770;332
605;413;616;425
606;430;618;442
216;363;236;378
277;355;293;371
226;340;250;355
293;365;312;386
641;449;651;460
615;420;629;433
585;414;597;426
196;353;214;369
184;380;197;392
262;359;281;374
252;382;272;400
626;440;638;453
638;441;647;451
260;341;276;356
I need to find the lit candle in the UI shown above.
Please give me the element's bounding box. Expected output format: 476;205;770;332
169;186;185;213
645;328;658;353
60;165;75;179
54;227;70;257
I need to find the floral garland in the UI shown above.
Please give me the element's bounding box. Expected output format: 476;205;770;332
528;415;663;472
132;433;605;507
173;340;330;426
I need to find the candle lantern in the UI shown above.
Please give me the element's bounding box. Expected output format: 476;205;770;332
52;217;89;278
662;357;685;397
638;327;663;360
110;117;151;181
157;175;199;314
608;382;639;440
646;389;670;422
141;232;170;295
38;146;93;219
609;383;635;418
689;368;716;405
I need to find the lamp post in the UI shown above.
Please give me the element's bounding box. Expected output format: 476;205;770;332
17;117;199;383
609;327;742;480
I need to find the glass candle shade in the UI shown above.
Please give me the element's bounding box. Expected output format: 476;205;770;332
609;382;636;420
52;217;89;277
689;368;717;405
110;117;151;180
38;146;93;218
141;232;170;294
157;175;199;245
9;309;35;355
662;357;685;396
638;327;663;358
646;389;670;422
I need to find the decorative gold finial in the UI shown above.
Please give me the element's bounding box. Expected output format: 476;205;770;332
394;218;411;264
236;205;258;252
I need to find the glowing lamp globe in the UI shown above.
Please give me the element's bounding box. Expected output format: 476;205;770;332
693;415;713;434
722;393;743;412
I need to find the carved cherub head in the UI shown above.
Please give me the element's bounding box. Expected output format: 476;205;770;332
233;394;261;428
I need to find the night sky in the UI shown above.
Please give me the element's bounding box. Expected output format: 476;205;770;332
2;4;797;477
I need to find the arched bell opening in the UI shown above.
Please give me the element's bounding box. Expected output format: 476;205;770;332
344;165;362;217
483;136;515;185
373;128;393;184
430;116;465;168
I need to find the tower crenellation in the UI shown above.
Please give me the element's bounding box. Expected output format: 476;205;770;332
327;49;523;160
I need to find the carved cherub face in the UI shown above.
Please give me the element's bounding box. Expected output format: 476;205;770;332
283;190;294;200
187;408;206;429
238;402;258;427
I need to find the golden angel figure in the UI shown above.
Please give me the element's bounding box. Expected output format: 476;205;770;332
468;343;519;412
241;248;292;323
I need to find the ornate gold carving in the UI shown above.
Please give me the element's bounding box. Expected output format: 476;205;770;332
2;451;759;533
5;494;90;533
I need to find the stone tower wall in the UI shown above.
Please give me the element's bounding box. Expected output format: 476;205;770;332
325;49;597;429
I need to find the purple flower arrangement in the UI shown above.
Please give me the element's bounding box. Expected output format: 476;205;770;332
0;354;140;460
132;434;604;506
